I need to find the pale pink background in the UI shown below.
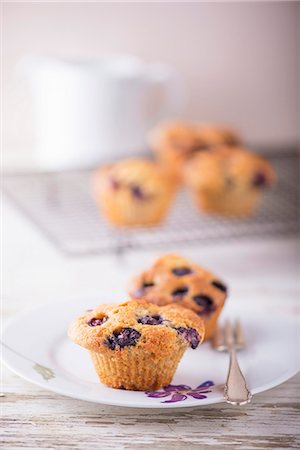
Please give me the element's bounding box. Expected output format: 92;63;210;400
3;2;300;165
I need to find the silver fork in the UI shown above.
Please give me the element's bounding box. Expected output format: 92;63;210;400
211;320;252;405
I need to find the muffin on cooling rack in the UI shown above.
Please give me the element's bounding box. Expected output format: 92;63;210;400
68;299;205;391
148;121;240;181
92;158;175;227
129;254;228;340
183;146;276;217
148;122;197;182
195;123;240;148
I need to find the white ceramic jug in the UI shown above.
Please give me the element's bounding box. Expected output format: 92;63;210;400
26;55;184;170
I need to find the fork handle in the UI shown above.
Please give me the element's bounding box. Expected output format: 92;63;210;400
224;348;252;405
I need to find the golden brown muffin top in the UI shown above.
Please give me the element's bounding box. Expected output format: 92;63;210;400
195;124;240;148
184;146;276;192
149;121;240;158
94;158;175;199
129;254;227;318
68;299;205;356
149;122;198;155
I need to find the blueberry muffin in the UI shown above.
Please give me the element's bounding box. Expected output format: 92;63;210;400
148;121;240;181
148;122;197;182
183;146;276;217
195;123;240;148
68;299;205;391
92;158;175;227
129;254;228;340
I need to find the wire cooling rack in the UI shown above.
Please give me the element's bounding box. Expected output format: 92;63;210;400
3;150;299;256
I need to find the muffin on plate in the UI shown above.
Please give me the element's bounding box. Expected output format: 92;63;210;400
68;299;205;391
92;158;175;227
129;254;228;340
148;121;240;181
183;146;276;217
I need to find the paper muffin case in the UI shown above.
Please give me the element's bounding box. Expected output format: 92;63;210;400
89;347;186;391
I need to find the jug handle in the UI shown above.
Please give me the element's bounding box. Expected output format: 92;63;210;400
145;64;186;124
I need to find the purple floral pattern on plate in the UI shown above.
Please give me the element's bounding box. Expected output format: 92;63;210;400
146;380;214;403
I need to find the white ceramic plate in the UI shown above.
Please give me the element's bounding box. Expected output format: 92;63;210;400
2;297;300;408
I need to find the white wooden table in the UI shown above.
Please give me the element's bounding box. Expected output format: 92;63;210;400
2;199;300;449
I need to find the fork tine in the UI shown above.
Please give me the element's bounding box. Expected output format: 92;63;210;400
224;320;235;347
211;322;226;351
234;320;246;350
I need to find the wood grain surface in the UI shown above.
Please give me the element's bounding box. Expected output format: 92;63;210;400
2;365;299;450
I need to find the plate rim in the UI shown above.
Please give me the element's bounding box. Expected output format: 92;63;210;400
2;298;300;409
2;355;300;409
